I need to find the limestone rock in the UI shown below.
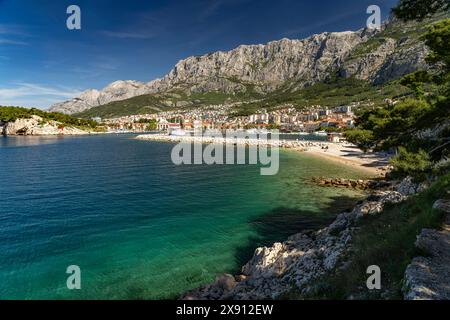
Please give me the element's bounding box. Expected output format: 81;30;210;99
433;199;450;213
180;176;427;300
51;18;429;115
404;227;450;300
4;116;41;135
404;199;450;300
2;116;89;136
50;80;149;114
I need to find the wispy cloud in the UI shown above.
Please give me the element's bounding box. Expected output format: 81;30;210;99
100;30;156;39
0;83;83;108
0;23;30;45
0;38;28;45
0;23;29;36
198;0;251;20
91;56;121;71
199;0;226;19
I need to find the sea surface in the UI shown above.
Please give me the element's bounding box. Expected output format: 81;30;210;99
0;134;368;299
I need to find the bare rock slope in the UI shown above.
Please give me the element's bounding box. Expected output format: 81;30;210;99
50;80;149;114
50;17;432;115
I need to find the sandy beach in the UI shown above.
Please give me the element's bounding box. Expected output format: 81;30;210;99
303;143;390;176
136;134;390;176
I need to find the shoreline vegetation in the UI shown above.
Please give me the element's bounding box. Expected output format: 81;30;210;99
0;106;105;136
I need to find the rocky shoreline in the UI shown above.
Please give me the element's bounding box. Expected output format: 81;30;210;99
181;177;430;300
136;133;326;150
404;199;450;300
311;177;390;190
0;116;94;136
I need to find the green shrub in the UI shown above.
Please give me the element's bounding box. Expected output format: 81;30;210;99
390;147;431;178
344;129;376;152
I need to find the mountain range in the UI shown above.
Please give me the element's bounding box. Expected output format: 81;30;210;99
50;15;441;117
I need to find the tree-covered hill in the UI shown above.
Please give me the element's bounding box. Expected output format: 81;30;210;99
0;106;99;129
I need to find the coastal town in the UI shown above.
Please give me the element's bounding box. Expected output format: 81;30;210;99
101;103;358;139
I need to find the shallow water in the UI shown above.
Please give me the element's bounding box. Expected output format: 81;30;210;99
0;134;368;299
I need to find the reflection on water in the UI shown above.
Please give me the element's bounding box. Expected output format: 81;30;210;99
0;135;66;148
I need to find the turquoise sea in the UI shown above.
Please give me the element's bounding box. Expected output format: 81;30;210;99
0;134;368;299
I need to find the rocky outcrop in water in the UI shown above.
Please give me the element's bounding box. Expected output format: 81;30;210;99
182;178;423;300
1;115;89;136
312;177;391;190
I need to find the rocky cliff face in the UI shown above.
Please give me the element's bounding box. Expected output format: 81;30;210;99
50;80;149;114
1;115;89;135
339;19;430;84
51;18;430;114
147;32;365;94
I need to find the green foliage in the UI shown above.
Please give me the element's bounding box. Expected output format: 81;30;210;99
352;99;432;151
393;0;450;21
147;119;158;131
76;94;176;119
134;118;158;131
400;71;432;97
0;106;99;128
390;147;432;178
349;11;450;179
395;19;450;98
232;79;411;116
350;38;386;57
75;88;262;119
344;129;375;152
423;18;450;71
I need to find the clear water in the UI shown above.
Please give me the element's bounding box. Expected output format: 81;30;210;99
0;134;368;299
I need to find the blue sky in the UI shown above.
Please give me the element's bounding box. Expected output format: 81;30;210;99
0;0;398;108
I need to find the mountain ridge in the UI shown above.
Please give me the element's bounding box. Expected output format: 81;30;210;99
50;15;440;115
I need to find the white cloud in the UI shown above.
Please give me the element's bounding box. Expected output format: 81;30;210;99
0;83;83;109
